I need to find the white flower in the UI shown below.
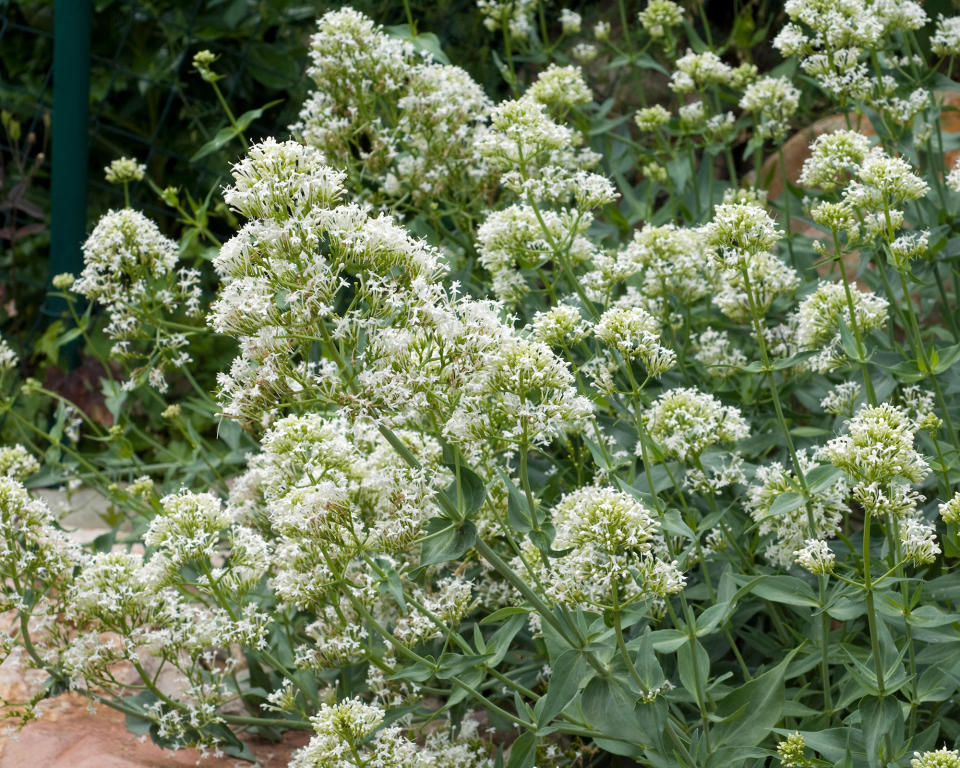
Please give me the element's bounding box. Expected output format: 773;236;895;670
670;49;733;94
889;231;929;268
692;328;747;378
821;382;862;416
703;202;783;268
595;306;676;376
794;539;835;574
635;105;671;132
912;748;960;768
900;515;940;565
940;491;960;524
794;281;888;372
104;156;145;184
799;130;873;191
559;8;581;34
747;451;846;568
0;445;38;481
144;490;232;571
739;76;800;139
645;387;750;462
824;403;929;490
0;335;17;372
639;0;684;40
530;304;588;347
932;15;960;57
526;65;591;111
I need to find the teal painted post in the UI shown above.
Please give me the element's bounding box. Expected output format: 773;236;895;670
45;0;91;319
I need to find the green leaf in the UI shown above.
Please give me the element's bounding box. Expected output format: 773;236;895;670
442;464;486;520
677;638;710;704
646;628;688;653
933;343;960;374
739;575;820;608
535;650;593;726
711;649;796;748
805;465;845;494
838;318;863;362
790;426;832;437
766;492;806;519
191;100;282;162
102;378;128;420
505;732;538;768
580;676;656;757
375;557;406;611
34;320;64;364
419;517;476;566
485;614;527;668
481;606;530;625
859;695;902;768
696;601;733;636
122;690;160;738
498;468;532;533
436;652;489;679
190;125;239;161
633;627;667;694
384;24;451;64
234;100;282;132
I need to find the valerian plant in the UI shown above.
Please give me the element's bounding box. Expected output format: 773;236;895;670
9;2;960;767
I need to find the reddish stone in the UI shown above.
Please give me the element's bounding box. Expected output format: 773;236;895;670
763;92;960;201
0;692;310;768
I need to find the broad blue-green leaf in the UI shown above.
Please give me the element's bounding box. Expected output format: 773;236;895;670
442;464;486;520
535;649;593;726
485;614;527;668
677;638;710;704
859;695;902;768
419;517;476;566
766;492;806;519
580;676;656;757
505;732;537;768
805;465;845;494
740;574;820;608
385;24;451;64
711;650;795;748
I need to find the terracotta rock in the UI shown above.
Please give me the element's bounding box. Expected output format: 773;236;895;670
762;91;960;201
0;692;310;768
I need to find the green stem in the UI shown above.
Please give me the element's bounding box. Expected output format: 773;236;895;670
861;511;886;697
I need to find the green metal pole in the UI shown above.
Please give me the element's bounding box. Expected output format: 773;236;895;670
45;0;91;320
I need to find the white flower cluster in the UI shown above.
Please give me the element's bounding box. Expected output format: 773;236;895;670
825;404;930;523
292;698;491;768
803;130;929;251
746;451;846;568
793;280;888;372
821;381;862;417
0;444;39;481
638;0;684;43
104;156;145;185
739;76;800;139
932;16;960;57
294;9;493;211
75;209;202;391
774;0;927;104
644;387;750;464
477;0;536;40
691;328;747;378
0;477;80;614
703;202;800;322
520;486;685;608
595;305;676;377
474;70;615;306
